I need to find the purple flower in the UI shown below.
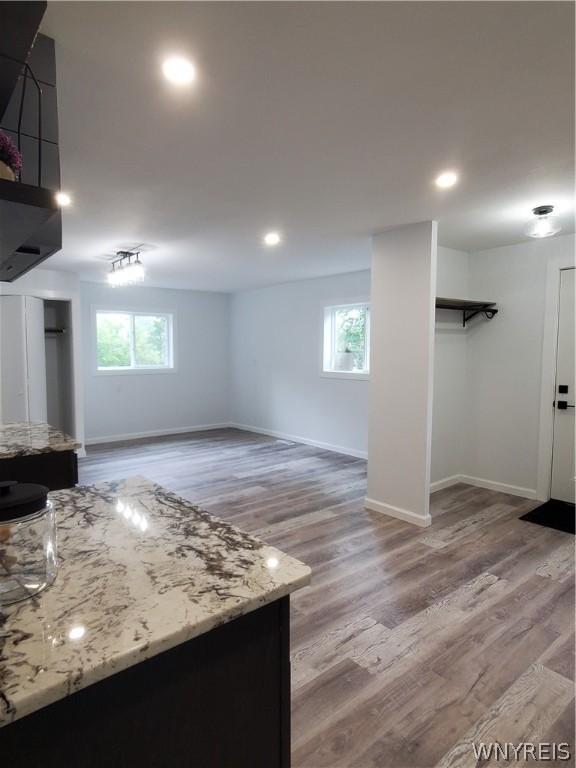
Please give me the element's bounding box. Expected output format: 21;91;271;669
0;130;23;174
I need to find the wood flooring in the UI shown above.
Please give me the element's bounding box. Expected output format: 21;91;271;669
80;428;575;768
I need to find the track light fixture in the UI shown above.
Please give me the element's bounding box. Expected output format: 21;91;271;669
107;251;146;286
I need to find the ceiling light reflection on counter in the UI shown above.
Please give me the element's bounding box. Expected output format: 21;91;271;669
68;625;85;641
116;499;149;532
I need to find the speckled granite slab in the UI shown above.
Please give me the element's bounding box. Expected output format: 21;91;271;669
0;422;80;459
0;476;310;727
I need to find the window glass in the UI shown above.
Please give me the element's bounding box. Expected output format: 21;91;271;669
96;311;173;371
134;314;169;367
334;306;368;372
96;312;132;368
323;303;370;375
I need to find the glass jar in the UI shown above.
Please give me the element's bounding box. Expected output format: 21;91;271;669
0;480;57;605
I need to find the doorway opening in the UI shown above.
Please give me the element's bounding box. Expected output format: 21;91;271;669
44;299;75;436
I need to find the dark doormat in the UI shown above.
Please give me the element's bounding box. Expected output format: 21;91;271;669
520;499;575;534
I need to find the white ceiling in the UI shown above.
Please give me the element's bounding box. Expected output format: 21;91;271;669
42;1;574;292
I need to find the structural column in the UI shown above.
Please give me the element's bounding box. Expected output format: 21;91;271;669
366;221;437;527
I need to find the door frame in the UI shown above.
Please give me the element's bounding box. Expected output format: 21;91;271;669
0;281;85;457
536;243;575;501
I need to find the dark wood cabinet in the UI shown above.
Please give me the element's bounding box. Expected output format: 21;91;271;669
1;597;292;768
0;449;78;490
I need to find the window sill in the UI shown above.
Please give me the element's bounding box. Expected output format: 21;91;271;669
94;367;177;376
321;371;370;381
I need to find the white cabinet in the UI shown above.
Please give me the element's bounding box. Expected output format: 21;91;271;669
0;295;48;423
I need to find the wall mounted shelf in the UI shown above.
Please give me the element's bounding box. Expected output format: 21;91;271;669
435;297;498;328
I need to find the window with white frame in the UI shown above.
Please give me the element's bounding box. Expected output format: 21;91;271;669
95;310;174;371
323;303;370;376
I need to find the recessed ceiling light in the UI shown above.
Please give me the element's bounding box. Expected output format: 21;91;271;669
55;191;72;207
435;171;459;189
263;231;282;247
162;56;196;85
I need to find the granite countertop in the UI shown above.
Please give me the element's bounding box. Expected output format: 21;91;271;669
0;476;310;727
0;422;80;459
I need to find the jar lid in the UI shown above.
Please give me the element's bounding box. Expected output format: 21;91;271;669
0;480;49;521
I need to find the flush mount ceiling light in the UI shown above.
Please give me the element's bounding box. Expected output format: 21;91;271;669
162;56;196;85
55;191;72;207
107;251;146;287
526;204;561;239
435;170;459;189
263;231;282;247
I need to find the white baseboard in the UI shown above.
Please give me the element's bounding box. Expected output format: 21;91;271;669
229;422;368;460
430;473;537;500
430;475;462;493
84;425;537;503
84;423;231;446
458;474;538;500
364;497;432;527
85;419;367;459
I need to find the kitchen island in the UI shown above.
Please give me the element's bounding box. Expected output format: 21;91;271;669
0;422;79;490
0;476;310;767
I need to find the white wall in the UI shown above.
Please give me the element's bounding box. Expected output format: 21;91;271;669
431;248;470;483
230;270;370;457
430;233;575;498
80;282;230;443
366;222;437;527
0;268;80;298
465;234;575;496
229;247;463;462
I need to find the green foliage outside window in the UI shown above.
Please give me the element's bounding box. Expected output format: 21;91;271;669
96;312;171;369
134;315;168;366
97;313;131;368
335;307;367;371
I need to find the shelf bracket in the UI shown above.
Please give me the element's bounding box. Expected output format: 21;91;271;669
462;308;499;327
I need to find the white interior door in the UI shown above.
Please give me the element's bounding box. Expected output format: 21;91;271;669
0;296;28;422
0;295;47;424
551;267;575;503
